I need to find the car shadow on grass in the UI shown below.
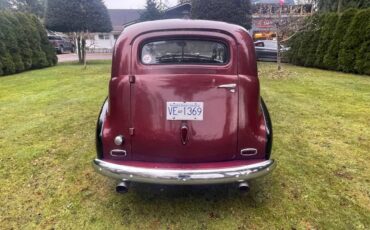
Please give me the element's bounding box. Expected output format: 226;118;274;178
126;176;277;206
107;177;279;226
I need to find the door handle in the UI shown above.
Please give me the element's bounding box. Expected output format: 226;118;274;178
217;83;237;93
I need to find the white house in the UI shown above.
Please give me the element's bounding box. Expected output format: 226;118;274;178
86;4;191;52
86;9;142;52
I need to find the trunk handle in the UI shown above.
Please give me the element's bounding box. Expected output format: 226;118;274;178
217;83;237;93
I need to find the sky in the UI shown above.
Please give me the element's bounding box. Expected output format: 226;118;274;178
104;0;179;9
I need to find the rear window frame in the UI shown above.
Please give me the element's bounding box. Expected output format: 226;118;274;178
138;37;230;66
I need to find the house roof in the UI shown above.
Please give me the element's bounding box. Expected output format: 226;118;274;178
107;4;192;33
108;9;143;32
163;3;191;19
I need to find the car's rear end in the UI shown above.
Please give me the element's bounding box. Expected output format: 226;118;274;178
93;20;275;192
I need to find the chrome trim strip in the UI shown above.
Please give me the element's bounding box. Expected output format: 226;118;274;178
92;159;276;185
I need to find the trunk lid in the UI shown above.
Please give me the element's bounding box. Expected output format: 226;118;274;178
130;74;238;163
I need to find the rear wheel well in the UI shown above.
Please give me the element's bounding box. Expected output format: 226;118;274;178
96;97;108;159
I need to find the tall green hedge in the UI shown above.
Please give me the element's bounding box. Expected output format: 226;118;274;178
323;8;357;70
305;15;323;67
314;13;338;68
287;8;370;75
338;8;370;73
0;11;57;76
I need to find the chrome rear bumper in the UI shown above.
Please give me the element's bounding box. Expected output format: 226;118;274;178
93;159;276;185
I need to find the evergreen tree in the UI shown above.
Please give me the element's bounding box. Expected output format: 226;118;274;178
45;0;112;64
32;14;56;67
338;9;369;73
85;0;112;32
292;34;304;65
286;7;369;75
45;0;111;32
8;12;33;70
318;0;370;12
17;12;37;69
0;11;56;76
0;12;17;75
354;41;369;75
16;0;45;18
303;31;319;67
0;0;11;9
354;9;370;75
287;32;303;65
313;13;338;68
191;0;252;29
140;0;162;21
294;31;310;66
0;12;24;73
296;15;321;67
0;0;46;17
317;0;339;12
323;8;357;70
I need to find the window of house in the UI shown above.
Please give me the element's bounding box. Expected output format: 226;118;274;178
114;35;119;40
98;34;110;40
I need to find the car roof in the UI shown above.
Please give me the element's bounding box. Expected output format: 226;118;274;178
255;40;277;48
122;19;248;41
255;40;276;43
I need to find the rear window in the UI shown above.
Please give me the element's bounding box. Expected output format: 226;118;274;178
141;39;228;65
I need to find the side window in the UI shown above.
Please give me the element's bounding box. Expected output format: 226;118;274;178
264;41;276;48
255;42;264;47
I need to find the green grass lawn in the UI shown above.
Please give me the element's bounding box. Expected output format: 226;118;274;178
0;61;369;229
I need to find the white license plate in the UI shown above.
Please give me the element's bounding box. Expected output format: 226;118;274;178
166;102;204;121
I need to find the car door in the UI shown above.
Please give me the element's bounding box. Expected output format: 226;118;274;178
129;32;239;163
62;38;71;50
264;41;278;60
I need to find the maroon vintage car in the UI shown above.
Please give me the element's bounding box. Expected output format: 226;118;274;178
93;19;275;193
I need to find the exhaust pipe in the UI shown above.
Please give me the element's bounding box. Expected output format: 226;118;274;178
116;181;129;194
238;181;250;192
